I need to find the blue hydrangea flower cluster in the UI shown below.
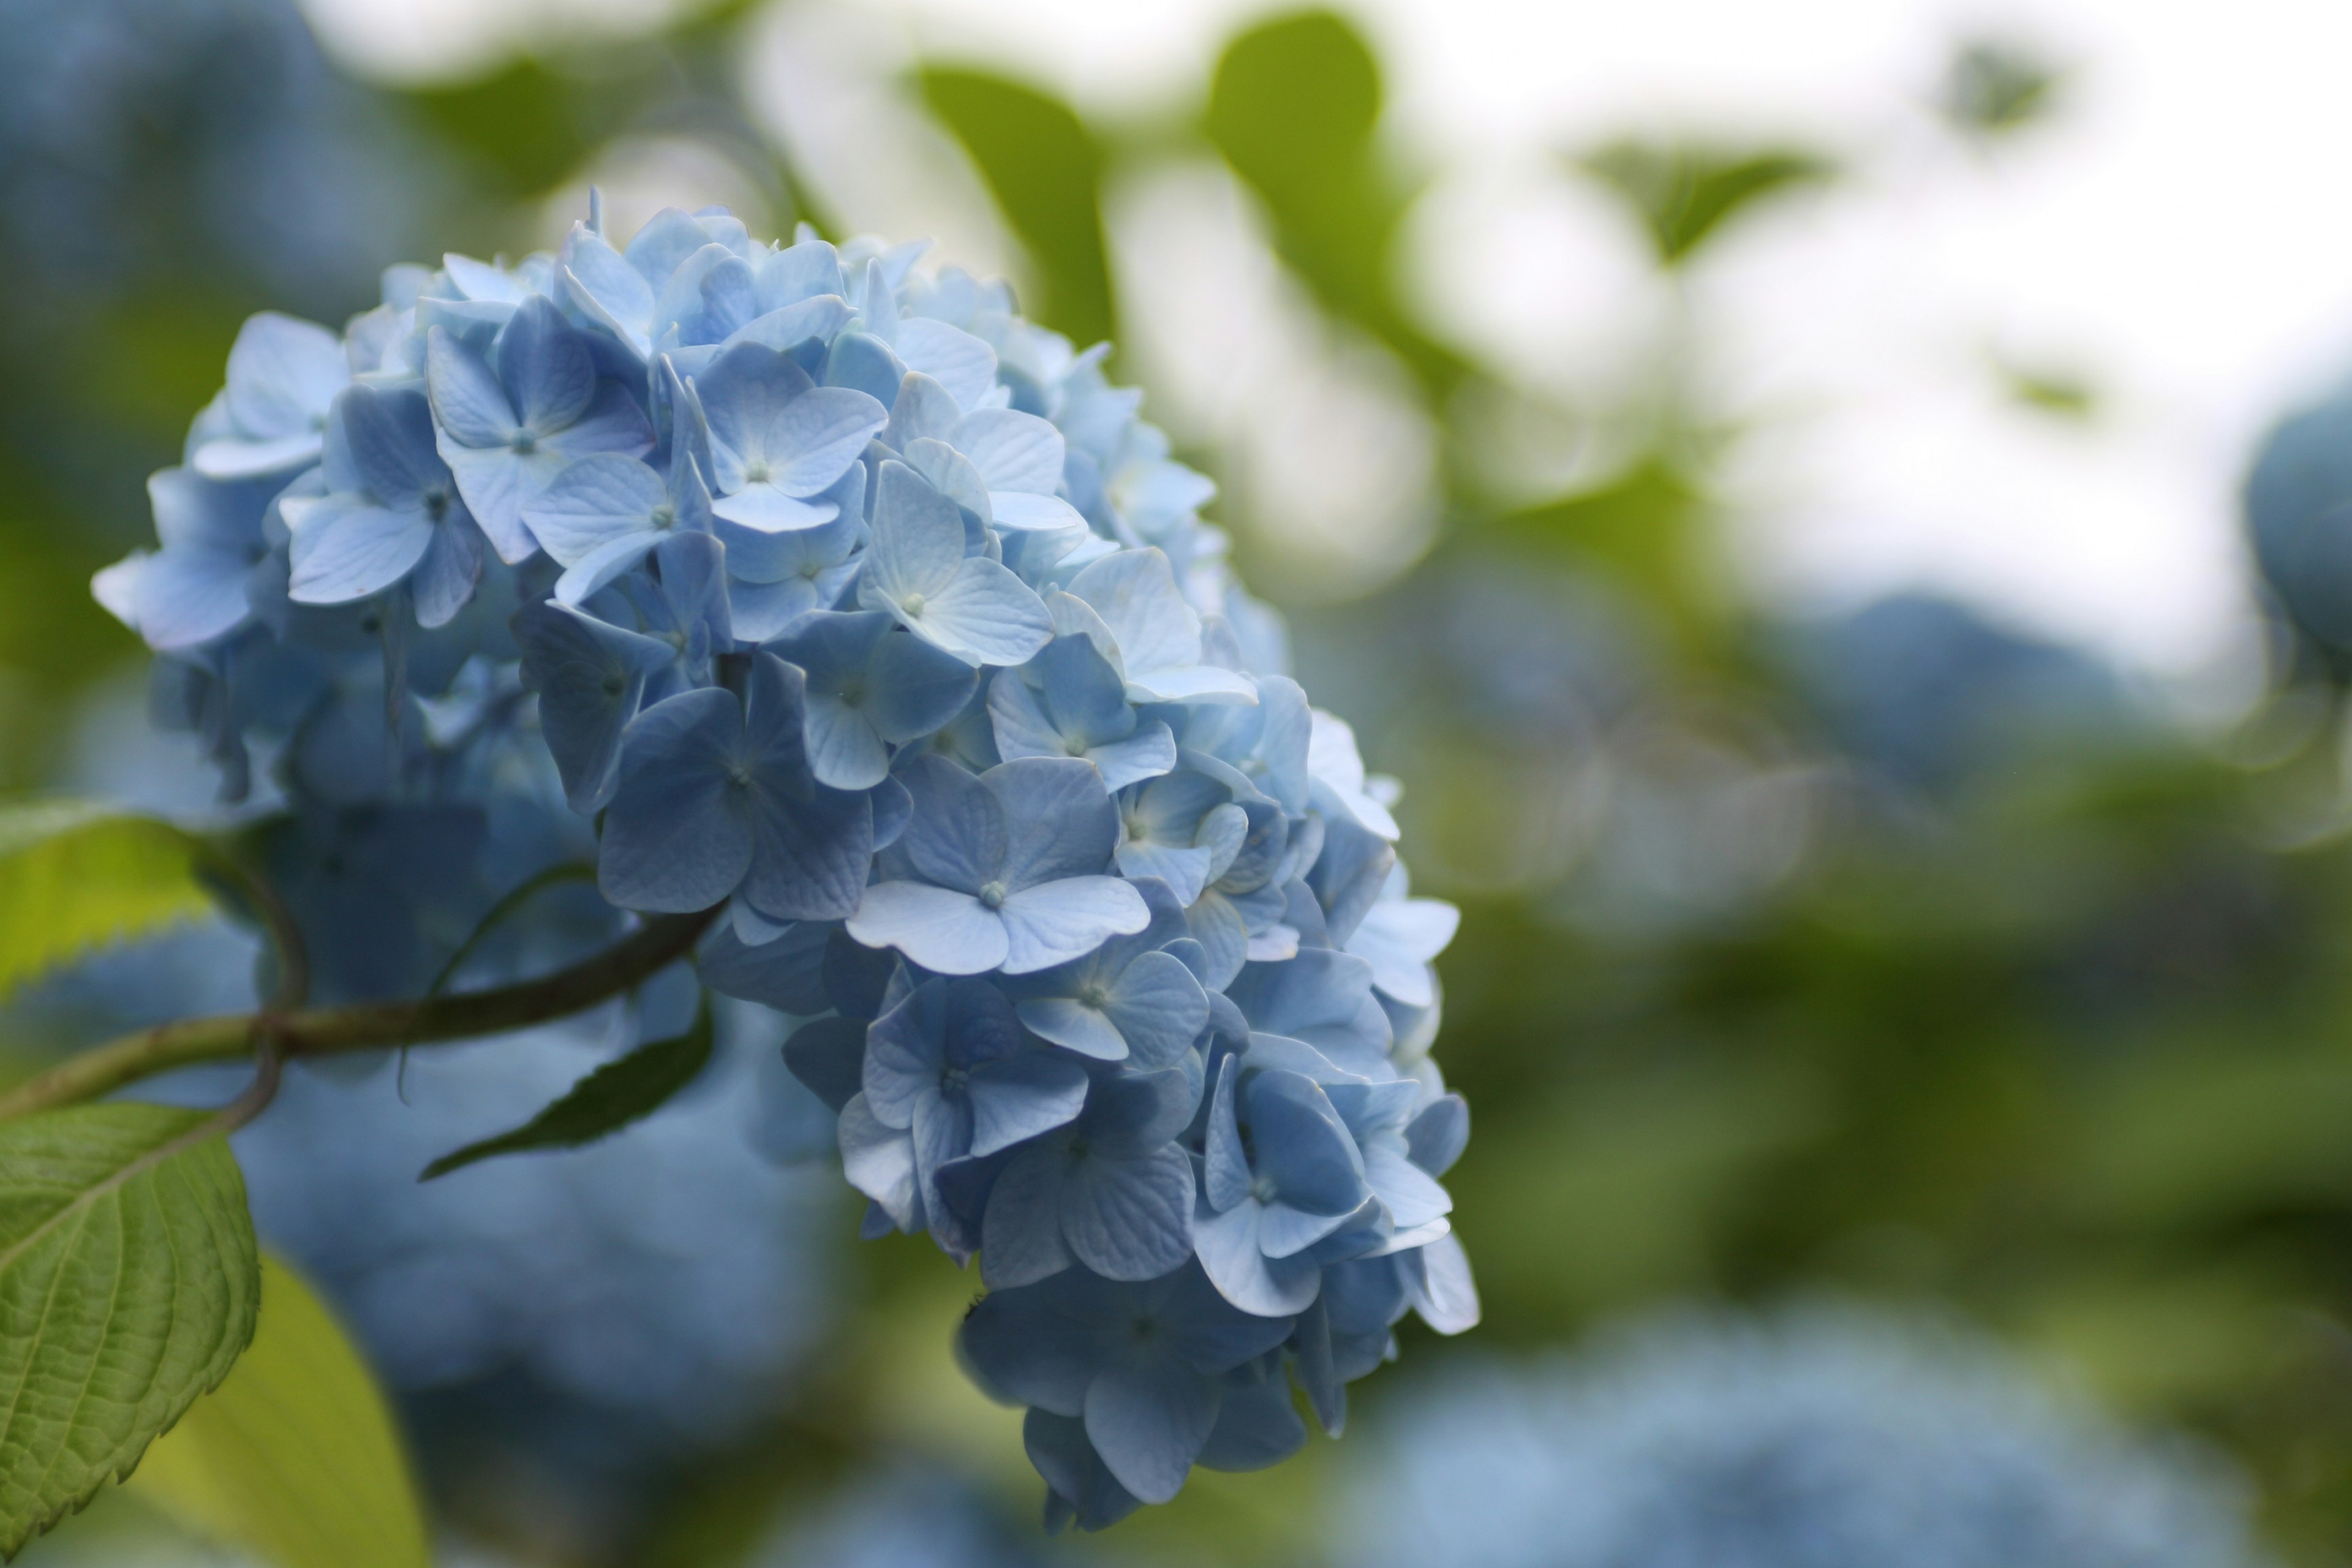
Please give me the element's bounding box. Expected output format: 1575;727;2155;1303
1339;1303;2274;1568
93;198;1477;1523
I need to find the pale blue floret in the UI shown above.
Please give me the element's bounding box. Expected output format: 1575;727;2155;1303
426;295;655;562
980;1061;1200;1288
598;650;872;921
512;595;676;813
847;753;1148;975
997;878;1207;1067
523;447;715;605
846;975;1090;1243
190;311;350;480
91;468;276;651
1112;768;1251;907
696;342;886;533
859;460;1055;667
762;610;978;790
960;1262;1295;1508
1194;1056;1374;1316
282;383;484;627
989;632;1177;790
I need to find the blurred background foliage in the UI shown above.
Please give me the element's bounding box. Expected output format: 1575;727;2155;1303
13;0;2352;1564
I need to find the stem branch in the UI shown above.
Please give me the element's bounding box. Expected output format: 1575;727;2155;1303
0;909;716;1123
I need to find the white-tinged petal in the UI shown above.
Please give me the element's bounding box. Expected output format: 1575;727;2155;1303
846;880;1009;974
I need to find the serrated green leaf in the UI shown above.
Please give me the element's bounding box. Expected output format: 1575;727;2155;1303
0;799;212;998
128;1254;428;1568
420;996;714;1180
0;1104;260;1559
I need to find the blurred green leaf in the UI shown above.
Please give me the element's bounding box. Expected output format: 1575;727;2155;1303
420;995;714;1178
399;59;595;198
0;801;214;998
1485;459;1717;643
129;1254;429;1568
0;1104;260;1559
920;69;1116;349
1578;139;1835;267
1942;39;2065;137
1205;10;1467;396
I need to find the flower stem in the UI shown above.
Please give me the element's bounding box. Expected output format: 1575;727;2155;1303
0;908;718;1124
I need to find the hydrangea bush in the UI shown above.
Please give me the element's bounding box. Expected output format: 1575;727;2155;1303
85;199;1476;1527
1340;1303;2272;1568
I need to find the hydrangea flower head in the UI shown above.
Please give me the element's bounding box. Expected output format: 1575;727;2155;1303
1340;1302;2274;1568
94;199;1476;1523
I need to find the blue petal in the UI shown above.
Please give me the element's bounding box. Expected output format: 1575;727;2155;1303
496;295;597;432
521;453;665;566
781;1014;868;1110
981;1143;1076;1288
911;558;1054;666
959;1280;1107;1416
998;878;1150;975
867;630;980;742
863;459;966;601
846;881;1007;974
597;686;751;911
223;311;346;439
1015;997;1127;1061
710;483;837;533
766;385;889;494
513;598;674;812
1062;1145;1196;1282
955;409;1064;492
1196;1369;1307;1472
1248;1069;1369;1216
839;1091;921;1232
895;753;1006;893
133;546;255;652
425;325;516;448
758;239;846;308
1102;949;1209;1070
1202;1054;1251;1213
1083;1356;1219;1505
894;318;998;410
410;520;482;628
287;495;432;606
990;756;1120;888
969;1052;1090;1156
1194;1201;1319;1317
739;653;873;921
1023;1411;1144;1532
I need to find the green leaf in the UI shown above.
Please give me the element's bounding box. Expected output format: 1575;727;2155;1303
127;1254;429;1568
1204;10;1468;396
420;995;715;1180
1577;139;1836;267
0;801;214;998
0;1104;260;1559
920;69;1117;350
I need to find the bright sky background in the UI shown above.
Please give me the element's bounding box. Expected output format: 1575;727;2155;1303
300;0;2352;698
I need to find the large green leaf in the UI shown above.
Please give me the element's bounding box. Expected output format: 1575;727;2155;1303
129;1254;428;1568
0;1104;260;1559
0;801;212;998
420;995;714;1179
920;69;1117;350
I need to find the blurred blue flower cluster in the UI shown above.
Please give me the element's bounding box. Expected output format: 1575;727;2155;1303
94;202;1477;1521
1340;1303;2272;1568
